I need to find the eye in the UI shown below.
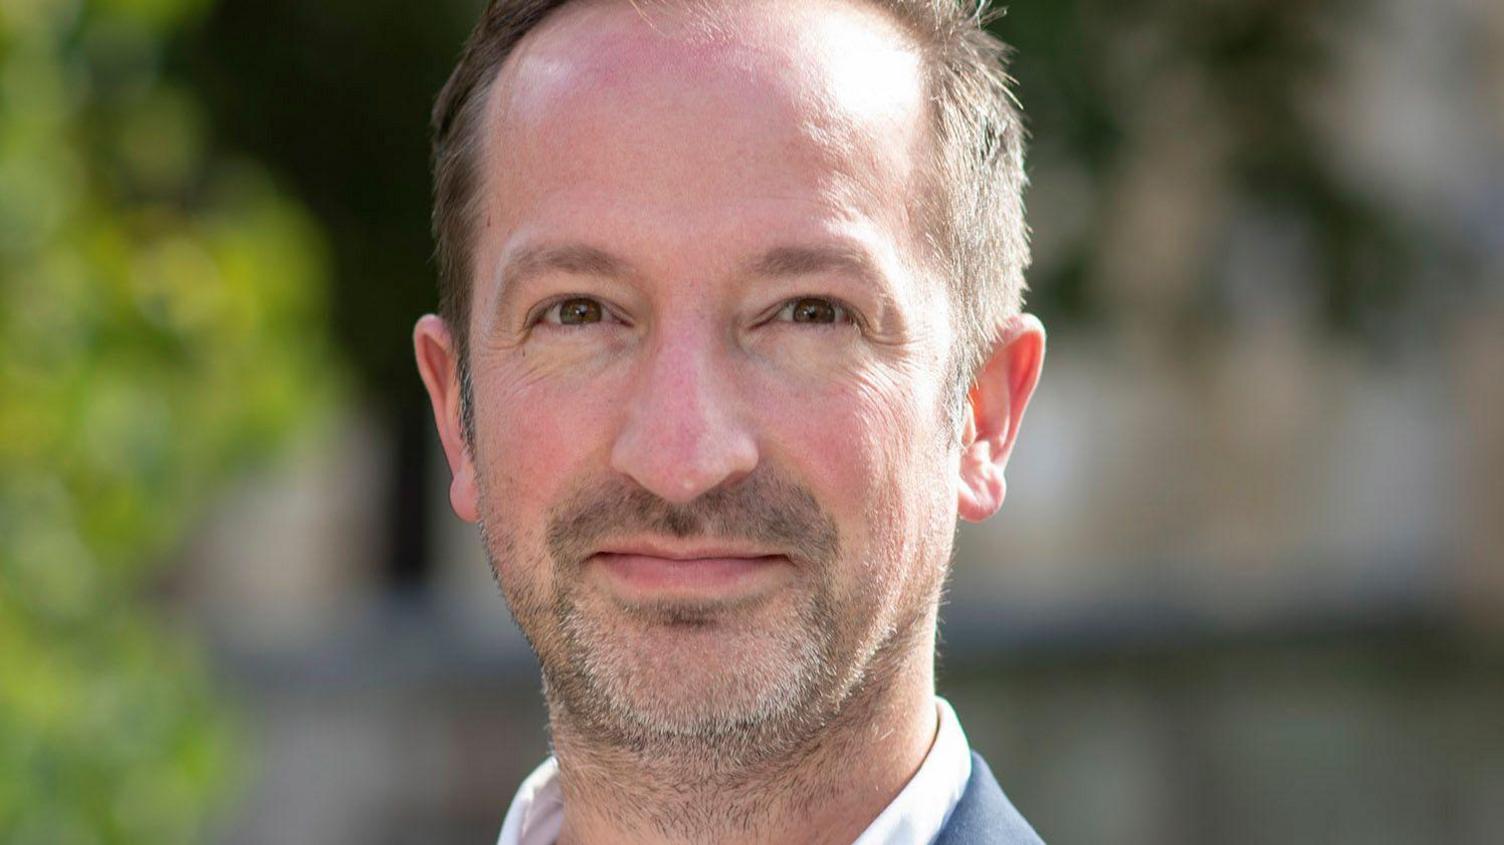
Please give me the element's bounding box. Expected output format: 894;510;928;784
775;297;851;325
540;296;607;326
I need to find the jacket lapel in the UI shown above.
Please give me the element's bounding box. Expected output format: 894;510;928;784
931;752;1044;845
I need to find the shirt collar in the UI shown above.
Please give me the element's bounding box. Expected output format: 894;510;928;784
495;756;563;845
850;696;972;845
496;697;972;845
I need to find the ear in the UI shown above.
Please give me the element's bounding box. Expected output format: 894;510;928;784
414;314;479;523
956;313;1046;523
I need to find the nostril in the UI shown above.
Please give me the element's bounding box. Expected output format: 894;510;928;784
609;412;759;505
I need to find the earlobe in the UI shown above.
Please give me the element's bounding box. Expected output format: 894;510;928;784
413;314;480;523
448;460;479;525
956;448;1006;522
955;314;1045;523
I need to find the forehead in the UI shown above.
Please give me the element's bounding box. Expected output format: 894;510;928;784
475;0;933;266
497;0;927;137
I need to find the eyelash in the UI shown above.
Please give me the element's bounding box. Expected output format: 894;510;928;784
770;297;856;327
530;297;625;327
527;296;861;329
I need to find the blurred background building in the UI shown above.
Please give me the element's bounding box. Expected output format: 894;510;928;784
3;0;1502;842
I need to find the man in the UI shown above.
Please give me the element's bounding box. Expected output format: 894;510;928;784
413;0;1046;842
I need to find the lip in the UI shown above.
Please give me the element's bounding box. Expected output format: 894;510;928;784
594;539;783;560
588;543;791;600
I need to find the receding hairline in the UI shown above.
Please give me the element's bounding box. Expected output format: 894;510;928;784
462;0;950;297
432;0;1029;410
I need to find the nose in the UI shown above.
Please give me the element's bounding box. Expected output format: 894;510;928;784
609;331;759;504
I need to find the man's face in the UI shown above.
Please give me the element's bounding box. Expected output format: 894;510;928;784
421;0;1003;755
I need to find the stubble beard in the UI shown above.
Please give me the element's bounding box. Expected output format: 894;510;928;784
477;471;912;776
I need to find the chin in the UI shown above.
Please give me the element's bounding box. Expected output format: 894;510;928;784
546;593;843;750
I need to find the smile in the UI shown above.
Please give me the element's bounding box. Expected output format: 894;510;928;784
589;549;794;602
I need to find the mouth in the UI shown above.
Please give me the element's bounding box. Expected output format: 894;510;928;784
587;542;793;602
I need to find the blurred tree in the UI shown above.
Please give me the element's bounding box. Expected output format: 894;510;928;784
0;0;334;840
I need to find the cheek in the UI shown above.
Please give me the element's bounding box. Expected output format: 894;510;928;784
470;360;624;531
764;362;937;565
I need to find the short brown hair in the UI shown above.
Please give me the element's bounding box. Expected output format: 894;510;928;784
431;0;1028;422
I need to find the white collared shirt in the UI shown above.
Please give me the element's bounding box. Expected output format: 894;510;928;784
496;697;973;845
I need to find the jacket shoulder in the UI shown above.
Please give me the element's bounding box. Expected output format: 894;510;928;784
932;752;1044;845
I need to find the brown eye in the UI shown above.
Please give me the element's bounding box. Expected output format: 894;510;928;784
780;297;847;324
548;297;604;325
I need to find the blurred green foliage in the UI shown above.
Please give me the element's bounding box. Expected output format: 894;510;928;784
0;0;334;840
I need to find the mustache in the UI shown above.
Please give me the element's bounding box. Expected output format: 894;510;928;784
545;472;841;568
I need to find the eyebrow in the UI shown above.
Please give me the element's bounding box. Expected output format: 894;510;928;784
746;244;885;285
492;240;892;316
499;243;639;289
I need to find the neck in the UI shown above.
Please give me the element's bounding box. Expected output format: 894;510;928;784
549;627;939;845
